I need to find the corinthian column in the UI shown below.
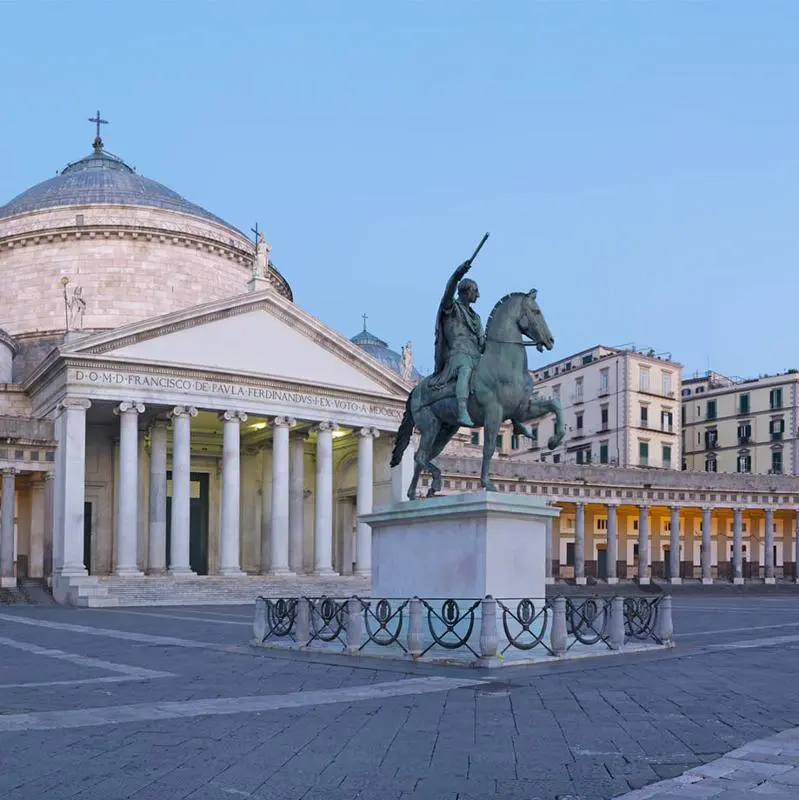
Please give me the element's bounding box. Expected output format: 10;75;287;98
270;416;295;574
0;469;16;588
574;502;586;584
313;421;338;576
113;401;145;576
606;502;618;584
669;505;681;584
732;507;744;584
169;406;197;575
355;427;379;577
701;506;713;584
289;433;306;573
764;508;775;584
637;504;650;585
219;410;247;576
147;418;169;574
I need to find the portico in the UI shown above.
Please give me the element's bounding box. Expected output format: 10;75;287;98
20;291;412;604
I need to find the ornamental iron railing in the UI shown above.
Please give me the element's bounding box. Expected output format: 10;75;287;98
252;595;673;664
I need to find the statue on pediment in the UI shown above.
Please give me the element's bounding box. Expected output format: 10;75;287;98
254;232;271;278
67;285;87;331
400;341;413;381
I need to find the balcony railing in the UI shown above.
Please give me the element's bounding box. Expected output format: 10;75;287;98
772;432;784;441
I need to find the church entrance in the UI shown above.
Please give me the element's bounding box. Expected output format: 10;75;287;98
165;472;209;575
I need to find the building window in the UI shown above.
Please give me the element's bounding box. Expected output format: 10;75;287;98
737;453;751;473
599;442;609;464
543;370;549;379
596;518;607;530
682;388;691;397
772;449;783;475
495;434;503;448
737;422;752;443
770;418;785;440
553;384;560;401
704;428;718;450
639;367;650;391
705;457;717;472
770;388;783;410
739;393;750;414
566;542;575;566
640;406;648;427
600;368;609;393
511;434;520;450
576;413;583;431
707;400;717;419
530;426;538;443
582;354;593;365
553;453;561;464
600;405;609;429
663;445;672;468
639;441;649;467
662;372;672;395
470;431;479;446
575;377;584;401
661;410;673;432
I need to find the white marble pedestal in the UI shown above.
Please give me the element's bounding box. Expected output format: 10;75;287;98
361;491;559;600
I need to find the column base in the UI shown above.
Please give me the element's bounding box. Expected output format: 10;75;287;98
147;568;168;576
606;577;619;585
669;577;682;585
268;568;296;577
168;567;196;577
765;577;776;585
0;576;17;589
702;577;714;585
636;577;651;586
113;567;144;577
218;567;245;577
354;569;371;579
575;577;587;585
313;568;339;577
733;577;745;585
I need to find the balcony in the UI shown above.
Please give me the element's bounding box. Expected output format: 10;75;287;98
660;424;675;434
571;393;584;405
705;440;718;451
772;432;784;441
598;386;610;397
738;436;751;446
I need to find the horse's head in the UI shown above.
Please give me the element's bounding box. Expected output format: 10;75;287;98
518;289;554;353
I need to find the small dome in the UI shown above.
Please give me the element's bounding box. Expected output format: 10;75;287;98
351;326;422;381
0;144;239;232
0;328;18;355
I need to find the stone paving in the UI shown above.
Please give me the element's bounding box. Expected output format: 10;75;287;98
0;596;798;799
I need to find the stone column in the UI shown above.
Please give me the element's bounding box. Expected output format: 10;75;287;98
574;502;586;585
637;504;650;584
606;502;618;584
732;507;744;584
52;398;91;588
260;446;271;573
29;476;46;579
169;406;197;575
313;421;338;576
701;506;713;584
0;469;16;587
147;419;168;575
113;402;145;576
544;514;554;584
270;416;294;575
794;510;799;584
289;433;306;573
764;508;775;584
669;505;681;584
219;410;247;576
355;427;379;577
43;472;54;581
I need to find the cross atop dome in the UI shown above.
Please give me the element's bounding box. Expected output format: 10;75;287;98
88;110;108;152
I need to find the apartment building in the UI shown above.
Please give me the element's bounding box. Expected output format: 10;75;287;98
682;370;799;475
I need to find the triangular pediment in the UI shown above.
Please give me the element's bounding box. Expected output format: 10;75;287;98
59;291;408;397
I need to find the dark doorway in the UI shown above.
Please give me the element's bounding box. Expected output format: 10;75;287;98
83;501;92;573
597;547;608;580
664;546;671;580
166;472;210;575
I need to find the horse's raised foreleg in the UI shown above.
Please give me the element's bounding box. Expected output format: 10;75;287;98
516;398;565;449
480;402;503;491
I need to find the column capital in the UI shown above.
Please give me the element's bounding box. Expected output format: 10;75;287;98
114;401;145;416
638;502;651;510
57;397;91;412
357;427;380;439
1;467;16;477
220;410;248;423
316;421;339;434
669;505;682;513
272;416;296;429
170;405;198;419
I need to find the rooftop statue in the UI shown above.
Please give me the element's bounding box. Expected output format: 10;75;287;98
390;234;565;499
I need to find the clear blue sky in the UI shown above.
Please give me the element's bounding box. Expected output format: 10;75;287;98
2;1;797;380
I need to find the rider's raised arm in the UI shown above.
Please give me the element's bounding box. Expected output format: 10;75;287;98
439;261;471;312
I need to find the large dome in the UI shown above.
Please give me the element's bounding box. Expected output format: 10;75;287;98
351;326;422;381
0;144;237;230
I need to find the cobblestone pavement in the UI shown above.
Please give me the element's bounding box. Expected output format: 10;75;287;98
0;596;798;799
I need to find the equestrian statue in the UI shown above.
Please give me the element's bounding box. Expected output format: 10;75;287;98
390;233;565;499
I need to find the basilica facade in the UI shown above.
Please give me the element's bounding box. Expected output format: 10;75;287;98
0;133;414;605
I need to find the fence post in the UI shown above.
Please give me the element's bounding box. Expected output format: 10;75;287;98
252;596;267;645
479;595;499;660
346;596;363;653
655;595;673;645
609;596;625;651
296;597;311;646
550;597;567;657
407;597;423;657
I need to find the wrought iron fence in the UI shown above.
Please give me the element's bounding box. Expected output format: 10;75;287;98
252;594;673;663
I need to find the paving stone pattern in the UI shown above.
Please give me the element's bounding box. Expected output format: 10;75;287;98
0;599;798;799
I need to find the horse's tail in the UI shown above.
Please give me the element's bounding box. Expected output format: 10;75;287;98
390;392;415;467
